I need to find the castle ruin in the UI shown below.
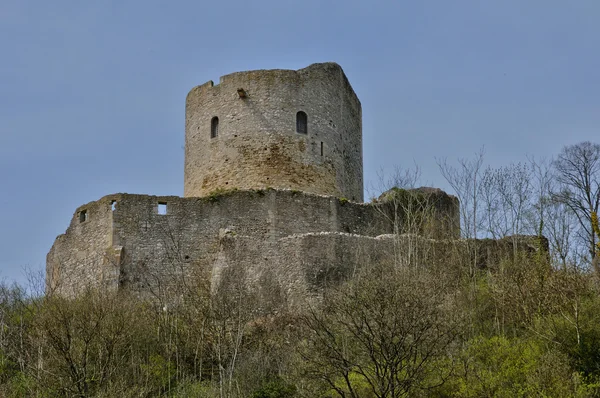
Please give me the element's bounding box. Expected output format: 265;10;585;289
47;63;465;304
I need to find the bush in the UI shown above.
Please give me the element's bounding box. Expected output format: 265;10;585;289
251;378;297;398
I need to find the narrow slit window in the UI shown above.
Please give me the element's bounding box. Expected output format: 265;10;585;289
79;210;88;223
158;202;167;215
210;116;219;138
296;111;307;134
320;141;324;156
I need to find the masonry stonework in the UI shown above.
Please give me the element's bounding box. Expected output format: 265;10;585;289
47;62;476;302
184;63;363;201
46;189;461;297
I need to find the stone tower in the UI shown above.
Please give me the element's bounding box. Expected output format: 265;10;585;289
47;62;469;299
184;62;363;201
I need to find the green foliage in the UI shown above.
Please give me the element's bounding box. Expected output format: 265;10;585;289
3;257;600;398
7;181;600;397
140;354;176;392
538;293;600;378
445;336;577;397
172;380;215;397
301;263;462;397
338;197;349;205
329;372;376;397
251;378;297;398
0;372;38;398
0;353;19;386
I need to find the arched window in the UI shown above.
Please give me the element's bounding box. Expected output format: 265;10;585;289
210;116;219;138
296;111;307;134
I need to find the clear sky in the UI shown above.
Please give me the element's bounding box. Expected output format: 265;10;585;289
1;0;598;285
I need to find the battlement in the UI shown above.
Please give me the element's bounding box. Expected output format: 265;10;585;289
184;62;363;201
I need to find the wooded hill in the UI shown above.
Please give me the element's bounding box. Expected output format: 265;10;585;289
1;141;599;397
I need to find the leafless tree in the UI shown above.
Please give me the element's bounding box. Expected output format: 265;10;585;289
552;141;600;263
436;149;486;287
527;156;554;238
437;147;485;240
371;165;446;269
479;163;533;246
301;262;460;398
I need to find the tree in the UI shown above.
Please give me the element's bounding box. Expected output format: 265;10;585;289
437;148;485;240
32;289;158;396
552;141;600;264
300;263;461;398
479;163;533;240
446;336;579;397
593;212;600;271
372;166;459;271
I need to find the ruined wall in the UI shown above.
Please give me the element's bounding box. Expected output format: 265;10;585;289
47;190;393;296
212;233;462;309
46;61;475;301
472;235;549;269
212;233;546;310
46;196;120;296
48;188;539;305
377;187;461;239
184;62;363;201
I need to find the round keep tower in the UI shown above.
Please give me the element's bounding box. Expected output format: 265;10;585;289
184;62;363;201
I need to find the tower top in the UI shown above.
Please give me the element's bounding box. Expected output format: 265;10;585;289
184;62;363;201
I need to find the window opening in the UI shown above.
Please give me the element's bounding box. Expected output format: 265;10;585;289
320;141;324;156
296;111;307;134
79;210;88;223
111;200;116;211
211;116;219;138
158;202;167;215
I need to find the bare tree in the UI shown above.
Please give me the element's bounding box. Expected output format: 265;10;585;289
552;141;600;263
479;163;533;242
371;165;449;268
527;156;555;239
32;289;155;397
437;147;485;240
300;263;461;398
437;149;485;286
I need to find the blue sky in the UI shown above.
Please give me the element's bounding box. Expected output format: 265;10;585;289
1;0;598;285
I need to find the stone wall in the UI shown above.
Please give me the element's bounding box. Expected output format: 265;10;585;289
184;63;363;201
376;187;461;239
45;58;546;305
47;190;394;296
212;232;547;310
48;187;544;306
47;187;463;297
46;196;120;296
212;233;463;309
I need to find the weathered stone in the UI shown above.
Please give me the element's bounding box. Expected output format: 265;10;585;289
184;63;363;201
49;62;543;307
46;189;461;297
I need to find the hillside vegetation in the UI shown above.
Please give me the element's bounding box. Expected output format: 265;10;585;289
1;141;599;397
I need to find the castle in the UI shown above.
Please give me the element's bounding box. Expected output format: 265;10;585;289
46;63;464;304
